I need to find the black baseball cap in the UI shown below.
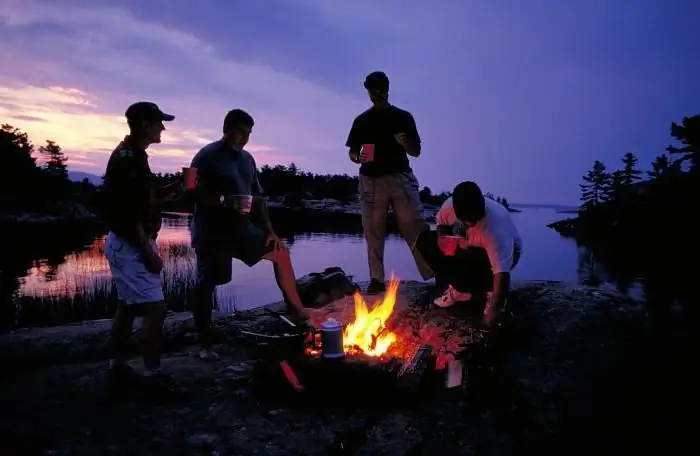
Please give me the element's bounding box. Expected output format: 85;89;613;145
363;71;389;90
125;101;175;122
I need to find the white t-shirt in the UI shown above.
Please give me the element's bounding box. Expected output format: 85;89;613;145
435;197;523;274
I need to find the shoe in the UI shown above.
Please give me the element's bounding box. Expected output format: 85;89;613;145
366;279;386;294
433;285;472;308
107;363;143;395
198;348;220;361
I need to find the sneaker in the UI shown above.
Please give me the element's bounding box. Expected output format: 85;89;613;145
198;348;220;361
433;285;472;308
366;279;386;294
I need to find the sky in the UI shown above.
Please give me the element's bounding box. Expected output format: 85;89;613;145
1;0;698;205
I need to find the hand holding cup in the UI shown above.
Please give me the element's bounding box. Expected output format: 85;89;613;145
359;144;375;163
182;167;198;191
228;194;253;214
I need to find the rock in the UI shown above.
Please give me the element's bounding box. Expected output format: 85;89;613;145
0;280;692;455
295;267;360;308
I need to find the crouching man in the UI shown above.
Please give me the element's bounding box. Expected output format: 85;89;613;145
415;181;522;327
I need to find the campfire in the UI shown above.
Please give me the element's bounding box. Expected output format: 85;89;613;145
306;276;401;358
344;277;399;357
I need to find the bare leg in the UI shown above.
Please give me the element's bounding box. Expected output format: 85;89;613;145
193;281;216;350
141;301;167;372
263;246;305;312
109;301;136;367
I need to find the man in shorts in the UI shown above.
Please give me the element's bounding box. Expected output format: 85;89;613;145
345;71;434;294
415;181;523;327
189;109;316;360
103;102;182;390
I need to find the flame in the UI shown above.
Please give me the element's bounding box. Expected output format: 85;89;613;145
343;276;400;357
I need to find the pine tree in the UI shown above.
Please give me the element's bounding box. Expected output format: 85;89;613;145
579;160;610;210
619;152;642;186
40;140;68;180
666;114;700;173
647;154;669;179
605;170;624;200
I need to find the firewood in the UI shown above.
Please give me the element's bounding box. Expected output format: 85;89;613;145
397;344;434;388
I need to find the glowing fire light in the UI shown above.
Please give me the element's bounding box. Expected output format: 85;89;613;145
343;276;400;357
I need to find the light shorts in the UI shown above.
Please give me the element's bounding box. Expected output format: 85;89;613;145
105;231;164;304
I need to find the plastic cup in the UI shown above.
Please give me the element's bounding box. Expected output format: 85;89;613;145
232;194;253;214
182;167;197;190
443;235;461;256
361;144;375;162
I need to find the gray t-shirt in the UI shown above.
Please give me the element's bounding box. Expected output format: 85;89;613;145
189;140;263;248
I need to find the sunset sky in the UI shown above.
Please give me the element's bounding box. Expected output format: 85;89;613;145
1;0;698;205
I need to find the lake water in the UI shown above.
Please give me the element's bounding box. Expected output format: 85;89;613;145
3;208;590;330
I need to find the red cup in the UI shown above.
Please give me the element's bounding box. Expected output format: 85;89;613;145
361;144;375;162
182;167;197;190
443;236;460;256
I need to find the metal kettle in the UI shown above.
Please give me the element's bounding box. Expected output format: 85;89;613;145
319;318;345;359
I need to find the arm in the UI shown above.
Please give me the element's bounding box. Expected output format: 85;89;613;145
153;180;182;204
109;152;159;260
403;113;421;158
251;196;275;235
345;117;362;163
189;152;225;208
490;272;511;310
482;232;516;311
248;159;275;235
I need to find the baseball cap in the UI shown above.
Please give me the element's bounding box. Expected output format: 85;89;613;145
363;71;390;90
125;101;175;122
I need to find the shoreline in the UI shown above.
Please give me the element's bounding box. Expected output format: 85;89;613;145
0;197;521;225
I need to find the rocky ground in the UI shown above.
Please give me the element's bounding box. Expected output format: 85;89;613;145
0;281;695;455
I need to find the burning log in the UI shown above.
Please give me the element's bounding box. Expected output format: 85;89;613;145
397;344;435;389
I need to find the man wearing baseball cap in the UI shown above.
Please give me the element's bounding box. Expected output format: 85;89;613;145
103;101;183;396
345;71;434;294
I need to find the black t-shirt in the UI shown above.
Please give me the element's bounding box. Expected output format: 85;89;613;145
345;105;421;177
102;140;159;244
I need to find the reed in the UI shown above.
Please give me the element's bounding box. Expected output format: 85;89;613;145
10;242;238;330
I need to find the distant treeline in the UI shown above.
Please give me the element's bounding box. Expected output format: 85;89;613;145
1;124;512;218
0;124;101;217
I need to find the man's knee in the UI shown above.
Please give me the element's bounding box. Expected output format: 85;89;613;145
264;243;291;265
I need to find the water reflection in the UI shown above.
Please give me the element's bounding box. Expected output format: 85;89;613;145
1;209;615;331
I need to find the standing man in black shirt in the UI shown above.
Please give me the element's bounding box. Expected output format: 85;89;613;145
103;101;182;390
345;71;434;293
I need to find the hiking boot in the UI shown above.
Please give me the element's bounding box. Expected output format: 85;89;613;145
433;285;472;308
366;279;386;294
107;363;143;395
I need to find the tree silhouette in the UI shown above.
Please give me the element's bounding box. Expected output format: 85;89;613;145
647;154;669;179
666;114;700;173
579;160;610;209
40;140;68;180
619;152;642;186
605;170;624;201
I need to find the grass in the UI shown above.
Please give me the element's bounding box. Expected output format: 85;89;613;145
9;242;237;330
